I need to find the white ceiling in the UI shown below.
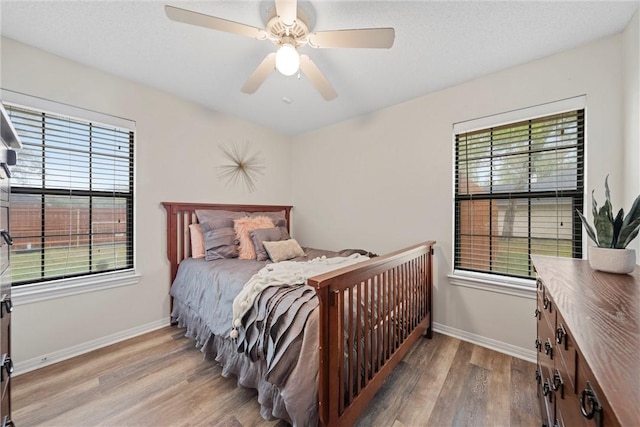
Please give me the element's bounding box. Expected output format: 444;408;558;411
1;1;638;135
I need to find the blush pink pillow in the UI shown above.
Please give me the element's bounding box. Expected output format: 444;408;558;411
234;216;275;260
189;223;205;259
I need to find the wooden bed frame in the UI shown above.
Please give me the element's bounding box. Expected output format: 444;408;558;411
162;202;434;427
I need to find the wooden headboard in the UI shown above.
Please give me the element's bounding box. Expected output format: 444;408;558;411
162;202;293;286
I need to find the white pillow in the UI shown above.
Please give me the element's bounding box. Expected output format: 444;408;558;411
263;239;305;262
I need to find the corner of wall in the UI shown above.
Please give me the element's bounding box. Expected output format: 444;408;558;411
622;8;640;261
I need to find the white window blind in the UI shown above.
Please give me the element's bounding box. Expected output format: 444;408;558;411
454;109;584;279
7;105;135;285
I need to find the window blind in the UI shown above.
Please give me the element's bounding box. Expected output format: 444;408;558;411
454;110;584;279
7;105;134;285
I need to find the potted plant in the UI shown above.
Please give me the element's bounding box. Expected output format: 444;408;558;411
577;175;640;274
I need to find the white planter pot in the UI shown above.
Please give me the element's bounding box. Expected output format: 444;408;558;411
588;247;637;274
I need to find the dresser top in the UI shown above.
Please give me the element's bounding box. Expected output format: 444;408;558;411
531;255;639;426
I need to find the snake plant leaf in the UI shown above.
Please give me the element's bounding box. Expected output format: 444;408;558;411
622;194;640;229
619;217;640;248
604;175;611;209
595;201;614;247
621;225;640;249
591;190;598;219
611;208;624;248
617;195;640;248
577;210;598;245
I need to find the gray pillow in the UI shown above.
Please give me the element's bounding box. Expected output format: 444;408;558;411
202;228;238;260
250;227;291;261
196;209;247;230
196;210;247;260
279;227;291;241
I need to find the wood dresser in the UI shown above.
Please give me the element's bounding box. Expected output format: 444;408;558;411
0;102;20;427
531;255;639;427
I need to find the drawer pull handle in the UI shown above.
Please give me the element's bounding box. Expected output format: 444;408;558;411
535;338;542;352
534;308;541;320
552;369;564;398
0;297;12;319
0;230;13;246
536;279;543;291
0;355;13;381
535;368;541;384
555;324;566;348
543;296;551;311
542;379;553;402
2;415;15;427
544;339;553;359
579;383;602;425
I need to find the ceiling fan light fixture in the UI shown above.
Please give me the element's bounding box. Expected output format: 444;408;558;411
275;43;300;76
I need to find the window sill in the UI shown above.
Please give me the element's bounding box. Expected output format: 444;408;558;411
448;270;536;299
12;270;141;305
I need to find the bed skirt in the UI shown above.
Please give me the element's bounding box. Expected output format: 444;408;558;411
172;300;309;425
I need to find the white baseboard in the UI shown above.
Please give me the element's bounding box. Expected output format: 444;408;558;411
433;322;536;363
14;319;534;376
14;318;172;376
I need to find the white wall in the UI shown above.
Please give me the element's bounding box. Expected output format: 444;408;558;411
291;33;628;356
623;10;640;262
1;37;292;368
2;16;637;369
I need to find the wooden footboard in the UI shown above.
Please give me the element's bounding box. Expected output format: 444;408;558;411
162;202;434;426
309;241;435;427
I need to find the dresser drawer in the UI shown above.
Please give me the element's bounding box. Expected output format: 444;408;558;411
537;362;553;427
576;362;621;427
0;352;11;404
0;313;9;371
0;390;8;424
538;306;555;368
556;389;589;427
537;312;556;424
555;312;577;393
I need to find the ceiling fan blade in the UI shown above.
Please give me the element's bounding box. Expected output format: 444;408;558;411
308;28;395;49
165;5;266;40
241;53;276;94
275;0;297;26
299;55;337;101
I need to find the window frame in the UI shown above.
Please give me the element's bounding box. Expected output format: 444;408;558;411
2;89;139;303
450;96;587;292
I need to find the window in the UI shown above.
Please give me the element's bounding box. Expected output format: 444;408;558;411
454;109;584;280
7;105;134;286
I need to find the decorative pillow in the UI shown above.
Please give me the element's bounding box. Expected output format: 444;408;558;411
188;223;205;259
278;227;291;241
196;210;248;260
263;239;306;263
202;228;239;260
250;227;287;261
234;216;275;260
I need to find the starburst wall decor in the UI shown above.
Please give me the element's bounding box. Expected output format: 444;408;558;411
217;141;265;193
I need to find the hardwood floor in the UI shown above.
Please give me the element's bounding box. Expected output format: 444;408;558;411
13;327;540;426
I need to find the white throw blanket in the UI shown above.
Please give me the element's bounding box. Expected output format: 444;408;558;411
230;254;369;338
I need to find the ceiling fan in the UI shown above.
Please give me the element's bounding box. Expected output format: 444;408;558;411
165;1;395;101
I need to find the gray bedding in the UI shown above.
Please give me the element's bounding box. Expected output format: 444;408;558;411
170;248;353;427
